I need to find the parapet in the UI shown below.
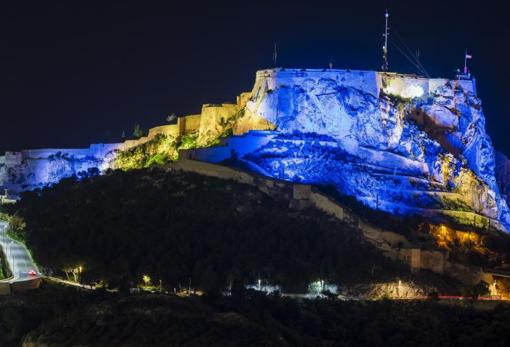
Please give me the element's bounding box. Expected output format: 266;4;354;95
253;68;477;99
4;152;22;166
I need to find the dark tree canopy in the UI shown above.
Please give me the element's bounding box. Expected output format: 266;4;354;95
16;168;404;291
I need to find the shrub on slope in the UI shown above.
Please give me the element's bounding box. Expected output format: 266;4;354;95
17;167;406;291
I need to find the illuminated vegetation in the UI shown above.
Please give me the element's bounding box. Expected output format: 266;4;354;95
0;211;26;244
495;278;510;298
431;224;489;255
112;134;180;170
112;108;244;170
429;224;504;266
176;132;198;150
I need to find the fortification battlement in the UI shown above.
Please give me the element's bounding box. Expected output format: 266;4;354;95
254;68;476;98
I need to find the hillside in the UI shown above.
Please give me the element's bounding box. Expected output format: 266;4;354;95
9;167;462;295
2;283;510;347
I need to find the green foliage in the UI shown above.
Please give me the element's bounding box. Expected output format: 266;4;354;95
15;168;404;291
113;134;179;170
0;210;27;243
132;123;145;139
115;108;245;171
177;132;198;150
0;248;12;280
384;91;412;106
428;290;440;300
473;281;490;299
219;108;245;138
146;153;169;167
441;197;472;212
461;281;490;300
200;108;246;147
6;214;26;244
113;132;202;170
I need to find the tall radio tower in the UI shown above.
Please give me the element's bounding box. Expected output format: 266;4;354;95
382;9;389;72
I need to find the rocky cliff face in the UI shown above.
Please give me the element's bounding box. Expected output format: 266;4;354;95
496;151;510;206
1;68;509;231
231;69;510;231
0;146;118;193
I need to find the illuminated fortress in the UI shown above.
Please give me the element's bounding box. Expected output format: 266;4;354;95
2;68;510;232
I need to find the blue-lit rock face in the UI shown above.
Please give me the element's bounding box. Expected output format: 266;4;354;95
228;69;510;231
1;68;509;232
0;145;118;193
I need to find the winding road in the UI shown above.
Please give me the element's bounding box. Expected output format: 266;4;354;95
0;220;41;285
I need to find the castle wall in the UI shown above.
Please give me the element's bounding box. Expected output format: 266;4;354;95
377;72;476;98
0;90;250;192
164;158;490;285
5;152;22;166
253;68;380;97
237;92;252;108
178;114;201;135
252;68;476;102
148;124;180;138
197;104;239;144
379;73;430;98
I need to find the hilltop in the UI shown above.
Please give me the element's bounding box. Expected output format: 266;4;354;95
2;68;510;235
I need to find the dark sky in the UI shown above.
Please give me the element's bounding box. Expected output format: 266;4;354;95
2;1;510;155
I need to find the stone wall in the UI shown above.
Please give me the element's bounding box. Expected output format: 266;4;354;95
377;73;476;99
165;158;494;286
178;114;201;135
10;278;42;292
0;278;42;295
198;104;239;145
0;92;250;192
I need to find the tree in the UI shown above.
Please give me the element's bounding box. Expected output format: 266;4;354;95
15;168;405;292
471;281;489;299
166;113;177;123
132;124;145;139
463;281;490;300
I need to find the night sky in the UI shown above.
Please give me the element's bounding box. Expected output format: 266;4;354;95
2;1;509;155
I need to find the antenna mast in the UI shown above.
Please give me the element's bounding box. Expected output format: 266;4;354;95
382;9;389;71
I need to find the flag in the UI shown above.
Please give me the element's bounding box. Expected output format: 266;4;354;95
466;53;472;59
